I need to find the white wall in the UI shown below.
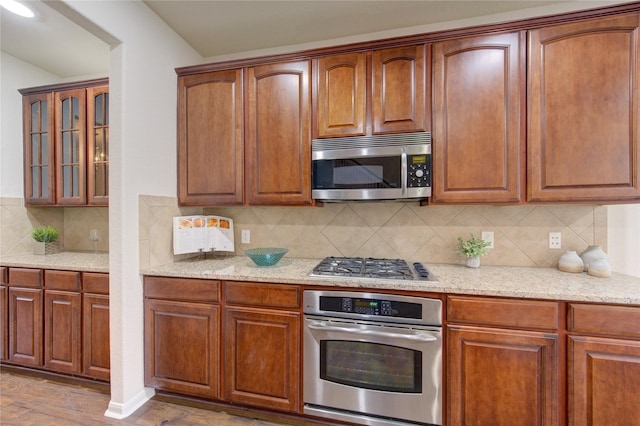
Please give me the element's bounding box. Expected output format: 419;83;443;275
0;53;61;197
59;0;201;418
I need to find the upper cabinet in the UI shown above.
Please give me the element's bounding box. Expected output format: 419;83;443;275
21;79;109;206
178;70;244;206
246;61;312;205
177;61;311;207
528;13;640;203
432;32;525;204
315;45;428;138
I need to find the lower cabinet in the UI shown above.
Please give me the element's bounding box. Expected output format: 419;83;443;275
447;296;560;426
567;303;640;426
144;276;221;399
1;267;8;361
3;267;110;381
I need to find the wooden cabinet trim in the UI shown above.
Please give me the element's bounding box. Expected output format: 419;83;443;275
44;270;81;291
144;276;220;303
568;303;640;339
82;272;109;294
224;281;301;309
8;268;43;288
447;296;559;331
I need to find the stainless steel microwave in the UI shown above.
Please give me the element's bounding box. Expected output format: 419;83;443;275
312;132;431;201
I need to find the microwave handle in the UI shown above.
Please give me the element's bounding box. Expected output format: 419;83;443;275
401;150;408;196
307;321;437;342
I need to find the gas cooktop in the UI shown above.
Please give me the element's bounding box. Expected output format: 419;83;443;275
311;256;431;281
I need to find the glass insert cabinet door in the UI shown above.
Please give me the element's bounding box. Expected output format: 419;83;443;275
55;89;87;205
87;85;109;205
23;92;55;204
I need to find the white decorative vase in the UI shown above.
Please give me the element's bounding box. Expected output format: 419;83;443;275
34;241;59;256
558;250;584;273
579;245;608;272
466;256;481;268
587;258;612;278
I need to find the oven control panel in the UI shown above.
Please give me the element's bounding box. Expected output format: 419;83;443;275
323;296;422;319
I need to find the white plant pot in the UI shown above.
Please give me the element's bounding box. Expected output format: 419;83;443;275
466;256;481;268
34;241;59;255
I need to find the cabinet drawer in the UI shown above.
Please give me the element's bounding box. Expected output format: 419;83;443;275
83;272;109;294
224;281;300;309
8;268;43;288
45;270;81;291
144;276;220;302
568;303;640;339
1;267;6;284
448;296;559;331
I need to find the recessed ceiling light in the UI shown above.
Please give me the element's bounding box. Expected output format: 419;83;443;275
0;0;35;18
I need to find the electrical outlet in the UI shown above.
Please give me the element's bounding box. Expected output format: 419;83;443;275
241;229;250;244
549;232;561;249
481;231;494;249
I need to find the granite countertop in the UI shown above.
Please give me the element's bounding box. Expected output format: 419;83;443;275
2;253;638;305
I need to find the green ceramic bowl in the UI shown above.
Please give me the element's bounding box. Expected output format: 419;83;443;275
245;247;289;267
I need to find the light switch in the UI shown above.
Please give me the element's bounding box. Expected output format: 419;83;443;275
241;229;250;244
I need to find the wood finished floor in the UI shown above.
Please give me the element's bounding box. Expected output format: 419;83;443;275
0;369;296;426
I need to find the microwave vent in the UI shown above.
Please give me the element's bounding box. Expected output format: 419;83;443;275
312;132;431;151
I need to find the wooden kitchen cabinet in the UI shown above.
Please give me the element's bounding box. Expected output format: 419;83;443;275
528;13;640;203
447;296;560;425
223;281;301;412
177;70;244;206
44;270;82;374
7;268;44;367
246;61;312;205
432;32;525;204
20;78;109;206
1;267;7;361
315;45;427;138
82;272;110;381
567;303;640;426
86;85;110;205
144;276;221;399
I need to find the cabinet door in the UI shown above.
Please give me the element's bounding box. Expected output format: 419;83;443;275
23;92;55;205
86;85;109;205
145;299;220;399
44;290;82;374
0;285;7;361
432;32;525;203
568;336;640;426
448;326;558;426
528;14;640;202
316;52;366;137
55;88;87;205
83;293;110;381
224;307;300;412
178;70;244;206
8;287;43;366
246;61;312;205
372;45;427;134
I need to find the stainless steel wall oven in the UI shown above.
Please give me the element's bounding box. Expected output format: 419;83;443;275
303;290;442;426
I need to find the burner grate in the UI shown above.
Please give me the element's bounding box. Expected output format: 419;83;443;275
312;257;420;280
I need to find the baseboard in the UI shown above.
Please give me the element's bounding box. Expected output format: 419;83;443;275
104;387;155;419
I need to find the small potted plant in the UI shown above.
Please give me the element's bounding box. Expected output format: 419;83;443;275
457;234;491;268
31;226;60;255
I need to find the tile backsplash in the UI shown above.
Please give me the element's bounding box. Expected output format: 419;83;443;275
0;197;109;255
139;195;607;269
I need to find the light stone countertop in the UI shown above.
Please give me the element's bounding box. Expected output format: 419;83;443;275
2;253;638;305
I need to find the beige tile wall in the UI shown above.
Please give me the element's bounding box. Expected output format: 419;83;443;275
0;197;108;255
206;203;607;267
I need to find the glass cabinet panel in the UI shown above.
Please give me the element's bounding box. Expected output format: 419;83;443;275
87;86;109;205
55;89;86;204
23;93;55;204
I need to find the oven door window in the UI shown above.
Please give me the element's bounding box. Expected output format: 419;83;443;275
313;156;401;190
320;340;422;393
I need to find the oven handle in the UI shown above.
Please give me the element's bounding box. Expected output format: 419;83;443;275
307;321;438;342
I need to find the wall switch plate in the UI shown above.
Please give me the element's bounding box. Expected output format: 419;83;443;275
549;232;561;249
241;229;250;244
481;231;494;249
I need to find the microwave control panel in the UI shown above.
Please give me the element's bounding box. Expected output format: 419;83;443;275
407;154;431;188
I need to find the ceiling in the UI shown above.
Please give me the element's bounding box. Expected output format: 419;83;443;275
0;0;632;79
